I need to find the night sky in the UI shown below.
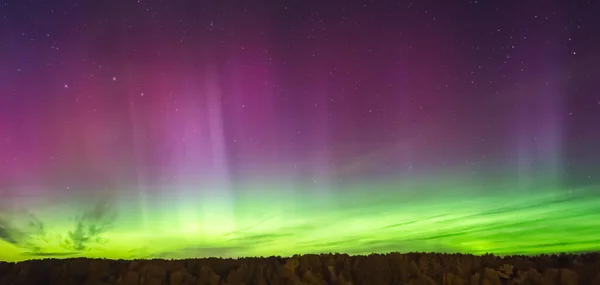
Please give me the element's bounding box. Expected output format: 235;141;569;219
0;1;599;261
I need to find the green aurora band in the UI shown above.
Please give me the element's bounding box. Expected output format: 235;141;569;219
1;174;599;262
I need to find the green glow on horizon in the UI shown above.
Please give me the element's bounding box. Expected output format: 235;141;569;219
1;177;599;262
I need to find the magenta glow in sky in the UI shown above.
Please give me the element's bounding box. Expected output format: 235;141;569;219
0;0;599;260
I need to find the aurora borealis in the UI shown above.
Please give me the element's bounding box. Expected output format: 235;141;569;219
1;0;599;262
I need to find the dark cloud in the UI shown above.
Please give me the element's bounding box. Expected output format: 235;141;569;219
0;222;20;245
0;215;42;247
21;251;80;257
59;197;117;252
228;232;294;244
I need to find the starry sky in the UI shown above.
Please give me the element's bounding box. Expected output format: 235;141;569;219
0;0;599;261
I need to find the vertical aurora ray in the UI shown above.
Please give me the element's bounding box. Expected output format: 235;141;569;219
194;64;236;238
514;4;569;194
127;75;152;236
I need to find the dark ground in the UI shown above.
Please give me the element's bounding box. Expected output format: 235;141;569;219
0;252;597;285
